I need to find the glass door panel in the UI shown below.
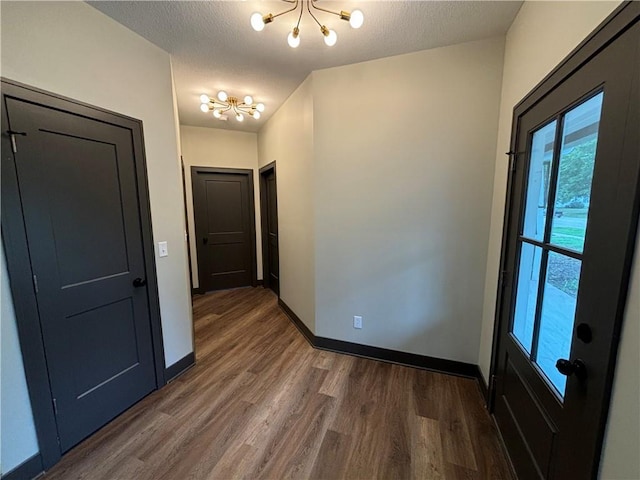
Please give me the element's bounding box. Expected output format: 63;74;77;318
550;93;603;253
510;91;604;399
522;121;557;241
512;243;542;352
536;252;582;394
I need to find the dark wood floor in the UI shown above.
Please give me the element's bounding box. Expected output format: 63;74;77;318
42;287;512;479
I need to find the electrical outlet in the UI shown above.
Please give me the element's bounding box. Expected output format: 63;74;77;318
353;315;363;329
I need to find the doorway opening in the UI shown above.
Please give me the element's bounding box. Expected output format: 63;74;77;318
259;162;279;296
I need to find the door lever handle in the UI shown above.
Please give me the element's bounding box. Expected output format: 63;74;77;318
556;358;587;381
133;277;147;288
203;237;208;244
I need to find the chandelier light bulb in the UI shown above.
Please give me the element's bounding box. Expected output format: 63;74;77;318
199;94;210;104
324;28;337;47
197;91;264;123
250;3;362;48
349;9;364;29
250;12;265;31
288;28;300;48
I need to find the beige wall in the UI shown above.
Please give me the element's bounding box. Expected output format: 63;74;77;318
312;37;505;363
258;76;316;332
1;1;193;473
180;126;261;287
602;245;640;479
475;2;639;478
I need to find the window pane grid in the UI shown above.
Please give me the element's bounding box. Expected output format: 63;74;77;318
511;92;603;399
518;236;583;261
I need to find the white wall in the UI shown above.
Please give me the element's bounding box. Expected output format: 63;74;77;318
1;1;193;473
475;2;639;478
258;76;316;332
312;37;504;363
180;126;261;288
1;244;39;474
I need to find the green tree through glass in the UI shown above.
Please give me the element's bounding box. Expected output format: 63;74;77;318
555;138;597;206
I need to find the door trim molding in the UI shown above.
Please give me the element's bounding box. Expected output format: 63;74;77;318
190;166;258;292
0;78;166;470
259;161;278;295
488;3;639;478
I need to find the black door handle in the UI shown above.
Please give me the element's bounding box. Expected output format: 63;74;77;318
203;237;208;244
556;358;587;381
133;277;147;288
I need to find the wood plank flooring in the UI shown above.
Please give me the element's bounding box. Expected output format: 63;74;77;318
42;287;513;480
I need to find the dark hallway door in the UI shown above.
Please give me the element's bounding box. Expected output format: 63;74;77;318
260;163;279;295
192;167;257;292
491;12;639;480
3;94;159;453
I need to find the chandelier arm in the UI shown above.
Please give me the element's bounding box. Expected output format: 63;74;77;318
280;0;297;4
309;0;341;17
295;0;304;29
306;0;322;27
272;0;299;20
220;104;232;113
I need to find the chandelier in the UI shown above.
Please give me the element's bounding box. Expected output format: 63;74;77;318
250;0;364;48
199;92;265;122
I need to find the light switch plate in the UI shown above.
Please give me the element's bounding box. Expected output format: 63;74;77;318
158;241;168;257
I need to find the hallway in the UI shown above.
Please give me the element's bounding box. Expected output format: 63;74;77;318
41;287;512;479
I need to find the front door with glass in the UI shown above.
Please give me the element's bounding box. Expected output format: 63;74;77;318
491;15;639;480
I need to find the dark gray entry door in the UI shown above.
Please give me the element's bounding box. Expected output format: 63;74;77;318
192;168;256;292
6;97;157;452
491;17;639;480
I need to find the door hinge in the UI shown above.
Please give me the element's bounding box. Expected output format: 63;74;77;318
7;130;27;154
505;151;523;172
32;274;39;294
53;398;58;415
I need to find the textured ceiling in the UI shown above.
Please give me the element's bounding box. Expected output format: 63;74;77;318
89;1;522;133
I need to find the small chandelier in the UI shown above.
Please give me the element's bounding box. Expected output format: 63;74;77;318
250;0;364;48
199;92;265;122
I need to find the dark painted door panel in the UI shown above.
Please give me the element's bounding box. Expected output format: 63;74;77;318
192;169;255;291
6;98;157;452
